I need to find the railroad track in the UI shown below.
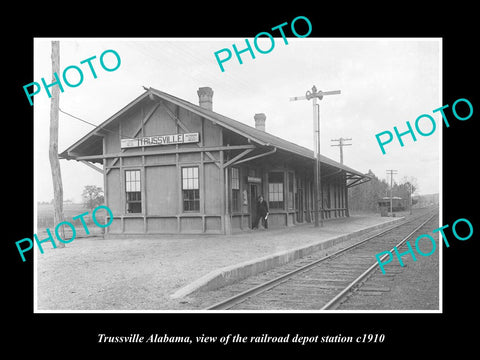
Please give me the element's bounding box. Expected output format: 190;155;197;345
205;209;439;310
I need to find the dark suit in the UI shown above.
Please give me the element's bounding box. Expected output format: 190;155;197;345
253;199;269;229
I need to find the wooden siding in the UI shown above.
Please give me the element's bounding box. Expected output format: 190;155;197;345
104;98;225;235
102;96;350;235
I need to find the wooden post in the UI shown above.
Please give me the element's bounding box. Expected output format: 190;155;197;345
344;171;349;217
224;166;232;234
48;40;65;248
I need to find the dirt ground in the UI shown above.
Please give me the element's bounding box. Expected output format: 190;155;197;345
35;213;400;311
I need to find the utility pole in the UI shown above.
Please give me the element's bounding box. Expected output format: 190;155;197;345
290;86;341;227
330;137;352;165
49;40;65;248
386;169;398;216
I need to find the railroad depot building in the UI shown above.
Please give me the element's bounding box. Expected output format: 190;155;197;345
60;87;370;235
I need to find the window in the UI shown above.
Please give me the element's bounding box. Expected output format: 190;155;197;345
182;167;200;212
231;167;240;211
125;170;141;213
268;172;284;209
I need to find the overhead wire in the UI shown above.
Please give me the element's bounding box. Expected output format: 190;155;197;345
58;40;274;142
59;108;137;140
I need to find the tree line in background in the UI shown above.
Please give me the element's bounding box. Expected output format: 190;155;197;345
38;185;104;210
348;170;420;213
37;185;104;228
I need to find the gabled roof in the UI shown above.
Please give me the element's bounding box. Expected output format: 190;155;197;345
59;91;151;159
60;87;370;183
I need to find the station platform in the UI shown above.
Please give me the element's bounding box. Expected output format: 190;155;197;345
170;214;404;299
36;212;406;310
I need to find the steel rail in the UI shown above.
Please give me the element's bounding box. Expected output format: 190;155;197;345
206;211;436;310
320;211;437;310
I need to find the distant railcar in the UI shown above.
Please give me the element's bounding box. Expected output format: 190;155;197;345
378;197;406;212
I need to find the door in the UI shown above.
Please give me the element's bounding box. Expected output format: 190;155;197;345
249;184;258;228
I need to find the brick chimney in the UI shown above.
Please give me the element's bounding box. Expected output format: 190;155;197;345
197;87;214;111
254;113;266;131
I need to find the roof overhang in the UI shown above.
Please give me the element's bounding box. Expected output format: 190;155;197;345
59;91;152;163
346;173;372;188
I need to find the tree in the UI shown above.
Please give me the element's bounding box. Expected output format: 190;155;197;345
348;171;420;213
397;176;419;209
82;185;104;211
348;169;389;212
399;176;418;196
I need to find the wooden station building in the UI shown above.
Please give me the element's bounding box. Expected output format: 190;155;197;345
60;87;370;235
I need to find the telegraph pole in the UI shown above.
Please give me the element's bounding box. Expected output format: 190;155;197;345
330;137;352;165
386;169;398;215
49;40;65;248
290;86;341;227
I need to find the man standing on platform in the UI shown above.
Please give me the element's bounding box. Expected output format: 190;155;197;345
254;195;269;230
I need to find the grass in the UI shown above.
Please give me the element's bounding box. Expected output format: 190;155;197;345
36;203;105;236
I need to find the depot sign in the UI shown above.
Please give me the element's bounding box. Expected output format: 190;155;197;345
120;133;200;148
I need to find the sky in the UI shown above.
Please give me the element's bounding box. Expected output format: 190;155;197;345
33;38;441;203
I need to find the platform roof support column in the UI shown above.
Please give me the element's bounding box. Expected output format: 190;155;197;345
220;150;231;235
224;166;232;235
344;171;349;217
